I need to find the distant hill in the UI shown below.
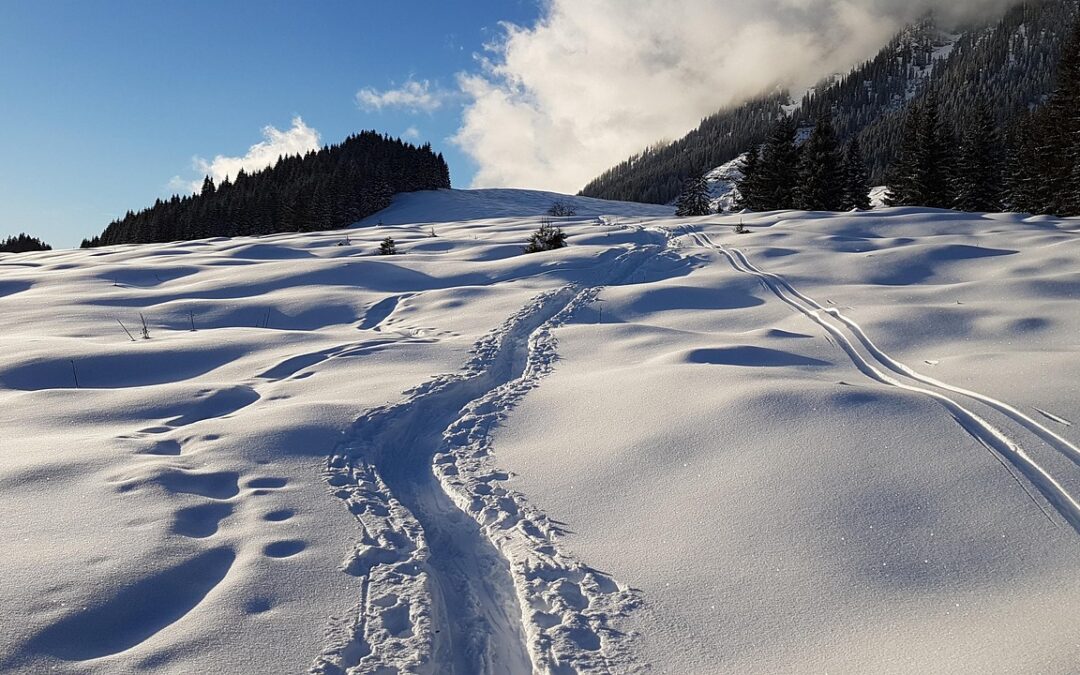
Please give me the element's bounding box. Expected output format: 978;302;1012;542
354;188;673;229
82;131;451;247
581;0;1078;206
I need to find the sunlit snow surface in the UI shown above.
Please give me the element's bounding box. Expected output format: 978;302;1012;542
2;190;1079;673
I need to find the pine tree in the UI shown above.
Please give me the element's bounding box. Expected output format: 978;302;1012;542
840;138;872;210
734;148;765;211
1052;15;1080;214
954;100;1003;212
885;90;957;209
917;89;956;209
675;171;712;216
523;223;568;253
795;115;844;211
759;115;800;210
884;104;924;206
378;237;397;255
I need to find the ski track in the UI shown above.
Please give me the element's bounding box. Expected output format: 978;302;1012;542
680;226;1080;536
314;240;664;675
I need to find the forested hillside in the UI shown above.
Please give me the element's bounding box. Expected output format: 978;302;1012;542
0;234;52;253
582;0;1078;205
81;132;451;247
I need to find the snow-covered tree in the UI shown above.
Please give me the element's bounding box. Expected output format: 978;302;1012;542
523;223;568;253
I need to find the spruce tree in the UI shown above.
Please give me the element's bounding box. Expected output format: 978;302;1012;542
954;100;1003;212
759;116;800;210
884;104;924;206
795;115;844;211
1052;15;1080;214
885;90;956;209
675;171;712;216
840;138;872;211
734;148;766;211
917;88;957;209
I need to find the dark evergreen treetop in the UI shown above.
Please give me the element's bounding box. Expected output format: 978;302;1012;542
840;138;872;211
795;116;844;211
675;172;713;216
954;99;1004;212
759;116;800;211
0;233;52;253
81;131;451;247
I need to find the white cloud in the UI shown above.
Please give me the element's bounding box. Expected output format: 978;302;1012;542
169;117;321;194
402;126;421;141
453;0;1023;193
357;78;448;113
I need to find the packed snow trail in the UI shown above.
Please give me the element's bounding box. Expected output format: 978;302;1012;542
315;241;665;674
681;227;1080;535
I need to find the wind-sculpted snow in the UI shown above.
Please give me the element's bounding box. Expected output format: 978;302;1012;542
1;189;1080;673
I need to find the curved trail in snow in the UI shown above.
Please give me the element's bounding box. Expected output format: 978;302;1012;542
681;227;1080;535
314;237;667;674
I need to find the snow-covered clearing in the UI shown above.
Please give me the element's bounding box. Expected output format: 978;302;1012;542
1;190;1079;673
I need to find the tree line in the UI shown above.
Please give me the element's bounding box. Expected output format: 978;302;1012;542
81;131;451;248
887;12;1080;214
672;114;871;216
0;234;52;253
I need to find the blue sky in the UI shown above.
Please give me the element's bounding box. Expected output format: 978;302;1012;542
1;0;968;248
0;0;540;247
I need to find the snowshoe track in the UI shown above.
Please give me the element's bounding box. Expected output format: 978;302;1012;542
314;242;664;674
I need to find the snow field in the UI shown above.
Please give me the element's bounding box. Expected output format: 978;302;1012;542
2;190;1079;673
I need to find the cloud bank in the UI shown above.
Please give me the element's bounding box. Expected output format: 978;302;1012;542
454;0;1023;193
170;116;321;193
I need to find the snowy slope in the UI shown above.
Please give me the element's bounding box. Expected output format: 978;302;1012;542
2;190;1080;674
703;155;746;214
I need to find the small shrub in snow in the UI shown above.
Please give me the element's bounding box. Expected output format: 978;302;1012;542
734;222;749;235
139;313;151;340
523;223;568;254
379;237;397;255
546;200;577;217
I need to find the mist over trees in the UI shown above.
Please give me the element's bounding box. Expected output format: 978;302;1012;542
581;0;1079;211
81;132;451;248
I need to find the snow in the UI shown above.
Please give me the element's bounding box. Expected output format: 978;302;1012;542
703;155;746;214
2;189;1080;673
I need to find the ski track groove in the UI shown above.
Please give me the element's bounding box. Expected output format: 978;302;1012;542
313;238;666;675
681;226;1080;536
